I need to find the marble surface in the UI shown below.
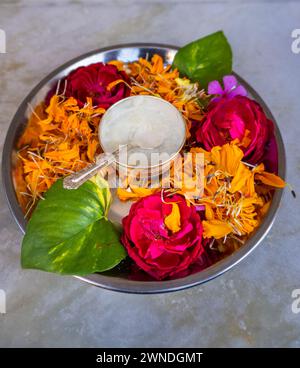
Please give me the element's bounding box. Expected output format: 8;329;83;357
0;0;299;348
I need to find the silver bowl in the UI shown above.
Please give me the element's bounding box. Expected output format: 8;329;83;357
1;44;286;293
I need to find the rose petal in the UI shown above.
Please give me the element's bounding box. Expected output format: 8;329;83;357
229;113;246;140
121;193;205;280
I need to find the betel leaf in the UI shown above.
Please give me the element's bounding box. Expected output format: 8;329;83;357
90;174;112;216
172;31;233;89
21;177;127;275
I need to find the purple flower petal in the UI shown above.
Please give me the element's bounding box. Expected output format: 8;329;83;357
208;75;247;101
208;80;223;95
195;205;205;212
223;75;238;92
228;85;248;98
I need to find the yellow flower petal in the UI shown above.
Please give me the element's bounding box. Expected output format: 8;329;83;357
108;60;124;71
229;163;252;193
164;203;181;233
117;187;159;201
211;143;244;176
107;79;127;91
205;204;215;220
203;220;232;239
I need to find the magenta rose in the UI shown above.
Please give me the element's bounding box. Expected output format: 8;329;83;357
47;62;130;109
196;96;278;171
121;193;205;280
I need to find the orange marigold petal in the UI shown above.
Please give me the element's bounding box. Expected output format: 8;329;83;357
211;143;244;176
108;60;124;71
229;163;252;193
117;187;159;201
205;204;215;220
164;203;181;233
202;220;232;239
107;79;126;91
255;172;286;188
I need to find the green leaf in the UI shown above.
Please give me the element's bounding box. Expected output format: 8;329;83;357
90;174;112;216
21;179;126;275
172;31;233;89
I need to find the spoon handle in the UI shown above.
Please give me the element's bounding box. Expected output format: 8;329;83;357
63;144;131;190
63;155;113;190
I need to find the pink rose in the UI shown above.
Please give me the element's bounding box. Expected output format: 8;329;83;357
196;96;278;171
121;193;205;280
47;62;130;109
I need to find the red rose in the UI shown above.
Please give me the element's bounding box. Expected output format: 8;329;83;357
47;62;130;109
121;193;205;280
196;96;278;171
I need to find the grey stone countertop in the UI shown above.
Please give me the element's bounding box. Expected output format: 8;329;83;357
0;0;299;347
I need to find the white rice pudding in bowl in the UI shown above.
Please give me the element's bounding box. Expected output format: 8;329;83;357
99;95;186;169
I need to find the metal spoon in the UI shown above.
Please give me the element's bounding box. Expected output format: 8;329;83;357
63;145;129;190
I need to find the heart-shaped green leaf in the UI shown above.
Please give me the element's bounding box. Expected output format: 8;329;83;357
173;31;233;89
21;178;126;275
